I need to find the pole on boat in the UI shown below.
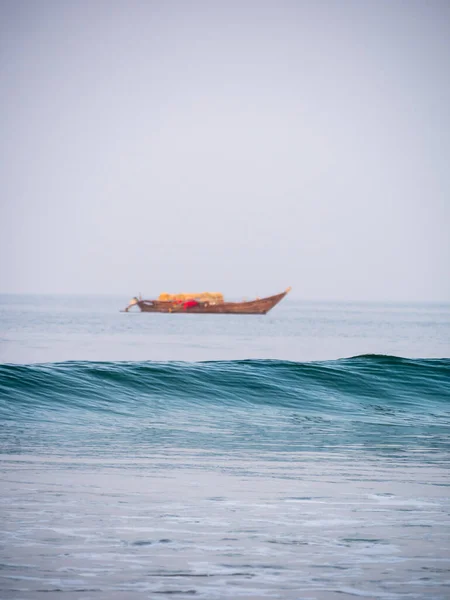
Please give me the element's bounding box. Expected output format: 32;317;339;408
121;296;139;312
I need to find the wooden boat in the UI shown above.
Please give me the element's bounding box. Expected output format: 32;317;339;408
123;287;291;315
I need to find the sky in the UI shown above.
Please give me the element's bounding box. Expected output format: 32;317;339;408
1;0;449;301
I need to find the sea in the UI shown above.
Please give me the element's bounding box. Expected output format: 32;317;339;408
0;294;449;600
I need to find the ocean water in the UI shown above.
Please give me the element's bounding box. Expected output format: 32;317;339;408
0;295;449;599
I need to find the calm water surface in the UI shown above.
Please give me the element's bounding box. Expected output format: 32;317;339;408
1;294;449;363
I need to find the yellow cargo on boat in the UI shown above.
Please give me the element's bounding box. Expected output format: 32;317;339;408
158;292;224;304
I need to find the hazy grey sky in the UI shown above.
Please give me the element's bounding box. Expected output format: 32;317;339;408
1;0;449;300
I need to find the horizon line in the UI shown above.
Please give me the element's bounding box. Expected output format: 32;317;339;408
0;292;449;305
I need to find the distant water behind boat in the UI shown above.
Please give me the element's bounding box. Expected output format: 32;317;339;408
0;295;449;599
1;294;449;363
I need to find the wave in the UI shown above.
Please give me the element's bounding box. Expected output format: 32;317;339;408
1;355;448;413
1;356;449;454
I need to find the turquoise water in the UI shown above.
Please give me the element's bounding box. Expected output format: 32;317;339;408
0;296;449;599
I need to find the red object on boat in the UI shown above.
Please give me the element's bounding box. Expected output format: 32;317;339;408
183;299;199;310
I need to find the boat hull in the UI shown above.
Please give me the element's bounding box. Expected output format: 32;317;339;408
130;289;290;315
